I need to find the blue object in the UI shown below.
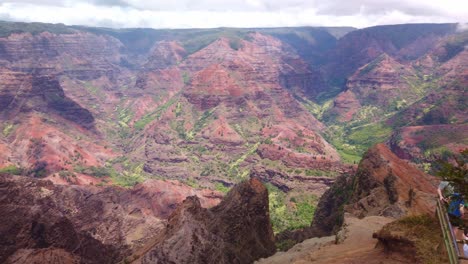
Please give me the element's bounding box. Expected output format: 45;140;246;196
448;193;465;217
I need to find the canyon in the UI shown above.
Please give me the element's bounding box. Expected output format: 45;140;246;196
0;21;467;263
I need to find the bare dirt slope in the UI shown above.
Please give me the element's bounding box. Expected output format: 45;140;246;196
257;215;409;264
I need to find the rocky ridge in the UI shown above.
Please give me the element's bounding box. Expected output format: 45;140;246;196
262;143;443;263
0;175;280;264
132;178;275;264
311;144;437;236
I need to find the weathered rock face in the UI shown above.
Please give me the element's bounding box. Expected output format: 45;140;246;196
250;165;350;196
0;31;123;78
144;40;187;70
309;170;356;237
310;144;438;237
0;70;94;129
135;178;276;264
328;53;419;123
178;35;320;124
134;33;339;182
0;175;222;264
127;179;223;218
388;124;468;163
331;90;361;122
0;22;465;188
323;23;456;87
345;144;437;218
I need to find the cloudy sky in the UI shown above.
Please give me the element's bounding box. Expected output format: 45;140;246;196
0;0;467;29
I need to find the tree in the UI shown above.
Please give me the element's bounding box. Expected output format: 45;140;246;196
436;149;468;197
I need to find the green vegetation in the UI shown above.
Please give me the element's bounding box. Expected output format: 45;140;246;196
192;110;214;133
438;32;468;62
380;214;447;264
178;29;250;55
403;74;439;99
58;170;76;183
324;127;359;164
172;120;187;139
323;121;392;164
71;157;149;188
74;165;111;177
315;85;343;104
2;123;14;137
134;96;178;130
182;71;190;85
347;123;392;151
232;123;245;138
436;149;468;197
304;169;338;177
0;165;23;175
229;38;242;50
109;162;146;187
175;102;183;117
29;161;48;178
214;182;231;193
275;239;297;252
185;177;200;189
229;142;260;177
333;122;391;162
0;21;74;37
180;109;216;140
112;171;144;187
117;106;134;128
294;94;333;120
313;57;445;164
83;81;103;98
267;183;317;234
359;54;385;76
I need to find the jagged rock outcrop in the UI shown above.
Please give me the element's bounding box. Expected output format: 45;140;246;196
0;175;222;264
134;178;276;264
346;144;437;217
310;144;437;236
309;170;356;237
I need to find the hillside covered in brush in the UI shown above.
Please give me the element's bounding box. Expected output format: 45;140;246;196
0;21;466;235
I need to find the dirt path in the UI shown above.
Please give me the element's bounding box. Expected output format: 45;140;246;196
257;215;409;264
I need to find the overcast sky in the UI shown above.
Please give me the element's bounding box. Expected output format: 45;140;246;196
0;0;467;29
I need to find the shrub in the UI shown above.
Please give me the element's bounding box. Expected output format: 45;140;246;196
266;183;317;233
229;38;242;50
215;182;230;194
0;165;23;175
29;161;48;178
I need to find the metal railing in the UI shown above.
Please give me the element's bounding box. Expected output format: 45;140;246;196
436;199;468;263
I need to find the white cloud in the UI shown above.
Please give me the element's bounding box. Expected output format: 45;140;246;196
0;1;466;29
457;23;468;32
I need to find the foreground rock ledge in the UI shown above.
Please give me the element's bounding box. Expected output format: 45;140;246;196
0;175;275;264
